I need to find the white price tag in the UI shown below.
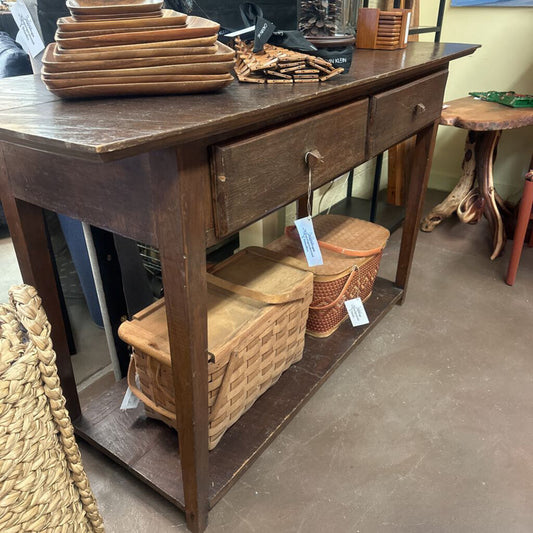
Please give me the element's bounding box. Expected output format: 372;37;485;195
11;1;44;58
120;386;140;411
294;216;323;267
345;297;369;327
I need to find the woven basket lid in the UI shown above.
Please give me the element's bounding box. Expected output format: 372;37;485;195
267;214;390;277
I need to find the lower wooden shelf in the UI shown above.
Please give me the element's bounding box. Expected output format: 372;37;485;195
74;277;403;510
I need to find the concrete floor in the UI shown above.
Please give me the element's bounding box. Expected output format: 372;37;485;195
1;195;532;532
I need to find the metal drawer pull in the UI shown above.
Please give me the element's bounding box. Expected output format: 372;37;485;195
414;103;426;114
305;149;324;165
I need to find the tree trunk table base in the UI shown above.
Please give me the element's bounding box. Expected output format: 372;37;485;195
420;97;533;260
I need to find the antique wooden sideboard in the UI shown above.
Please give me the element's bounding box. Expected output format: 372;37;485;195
0;42;477;532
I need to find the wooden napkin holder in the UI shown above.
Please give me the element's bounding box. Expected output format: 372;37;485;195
355;8;411;51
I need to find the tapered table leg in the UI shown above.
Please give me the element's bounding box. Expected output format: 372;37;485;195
150;145;209;533
396;120;439;297
506;171;533;285
0;147;80;418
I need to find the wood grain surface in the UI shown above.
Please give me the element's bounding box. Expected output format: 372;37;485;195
0;43;479;161
440;96;533;131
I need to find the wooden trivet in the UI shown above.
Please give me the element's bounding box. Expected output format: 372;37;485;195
233;37;343;84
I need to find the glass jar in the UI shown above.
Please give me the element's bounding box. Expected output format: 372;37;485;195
298;0;360;43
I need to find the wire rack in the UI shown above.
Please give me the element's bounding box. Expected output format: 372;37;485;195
137;243;162;280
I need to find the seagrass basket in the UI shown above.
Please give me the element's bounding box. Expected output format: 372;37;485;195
0;285;104;533
118;247;313;450
268;215;390;337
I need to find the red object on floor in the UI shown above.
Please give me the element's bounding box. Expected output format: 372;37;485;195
506;161;533;286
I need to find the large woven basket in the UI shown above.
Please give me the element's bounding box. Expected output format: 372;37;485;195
0;285;104;533
119;247;313;450
268;215;390;337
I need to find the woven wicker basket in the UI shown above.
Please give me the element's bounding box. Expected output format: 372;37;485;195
0;285;104;533
118;247;313;450
267;215;390;338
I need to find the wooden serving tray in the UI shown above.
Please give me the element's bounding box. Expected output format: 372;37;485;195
66;0;163;16
56;34;218;54
41;60;235;78
44;42;233;70
44;77;233;98
52;43;218;62
42;73;232;89
57;9;186;32
55;16;220;49
56;24;186;39
71;12;162;21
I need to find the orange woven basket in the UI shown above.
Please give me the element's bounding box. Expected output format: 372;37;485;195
267;215;390;338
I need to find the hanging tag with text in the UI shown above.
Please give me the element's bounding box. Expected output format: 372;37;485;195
11;1;45;58
120;386;140;411
294;216;323;267
345;297;369;327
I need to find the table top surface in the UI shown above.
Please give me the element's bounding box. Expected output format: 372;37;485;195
0;42;477;161
441;96;533;131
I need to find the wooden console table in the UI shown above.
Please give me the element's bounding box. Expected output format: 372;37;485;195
0;42;477;533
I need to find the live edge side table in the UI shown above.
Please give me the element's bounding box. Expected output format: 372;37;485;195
0;42;477;533
420;97;533;259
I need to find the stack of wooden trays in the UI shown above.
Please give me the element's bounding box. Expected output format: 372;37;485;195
41;0;235;98
355;8;410;51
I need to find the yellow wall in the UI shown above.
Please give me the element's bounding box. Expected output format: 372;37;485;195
421;0;533;200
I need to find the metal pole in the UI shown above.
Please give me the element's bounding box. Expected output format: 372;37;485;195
82;222;122;381
370;153;383;223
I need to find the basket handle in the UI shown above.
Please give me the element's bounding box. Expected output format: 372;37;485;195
285;225;384;258
206;272;307;305
309;267;359;311
127;357;176;422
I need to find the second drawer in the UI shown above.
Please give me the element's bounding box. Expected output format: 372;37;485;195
367;69;448;157
211;99;368;238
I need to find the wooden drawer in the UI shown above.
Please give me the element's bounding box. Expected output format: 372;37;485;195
367;70;448;157
211;99;368;238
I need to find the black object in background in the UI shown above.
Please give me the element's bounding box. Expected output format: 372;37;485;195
0;31;32;78
165;0;297;31
312;46;354;73
37;0;69;45
0;12;18;39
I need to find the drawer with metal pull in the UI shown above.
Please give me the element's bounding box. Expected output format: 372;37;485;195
367;70;448;157
211;98;369;238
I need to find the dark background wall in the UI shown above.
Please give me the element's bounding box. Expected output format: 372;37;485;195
167;0;297;30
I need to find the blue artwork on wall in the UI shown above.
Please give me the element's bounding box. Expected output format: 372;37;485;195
452;0;533;5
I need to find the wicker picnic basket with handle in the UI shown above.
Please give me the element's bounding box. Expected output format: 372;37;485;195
0;285;104;533
267;215;390;338
118;247;313;450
